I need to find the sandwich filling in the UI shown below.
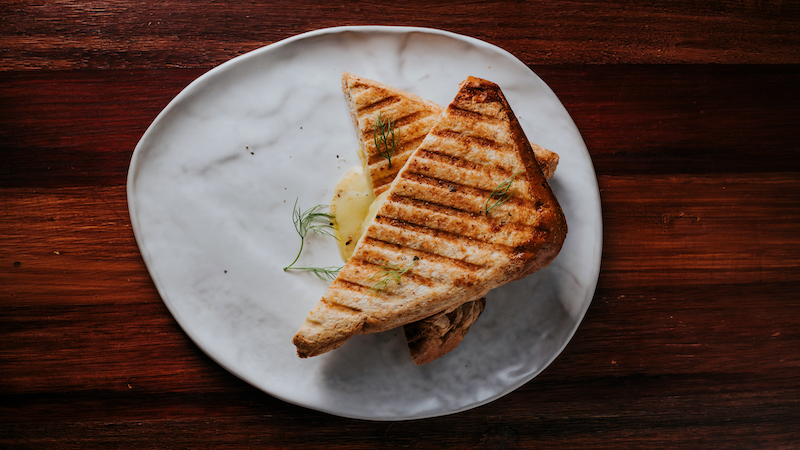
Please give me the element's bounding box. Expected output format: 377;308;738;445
330;164;375;261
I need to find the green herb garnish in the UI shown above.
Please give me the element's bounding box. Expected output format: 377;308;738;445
484;170;523;215
283;198;342;278
284;265;342;281
373;112;398;168
367;256;419;298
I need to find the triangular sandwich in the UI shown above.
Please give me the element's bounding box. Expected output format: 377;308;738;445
293;76;567;358
337;74;561;364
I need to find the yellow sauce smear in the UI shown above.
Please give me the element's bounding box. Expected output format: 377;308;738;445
330;164;374;261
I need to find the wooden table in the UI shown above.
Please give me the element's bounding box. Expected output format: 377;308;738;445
2;1;799;447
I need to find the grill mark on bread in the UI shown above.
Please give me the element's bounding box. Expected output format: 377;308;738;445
431;129;501;150
371;175;398;195
353;243;436;289
401;171;479;196
363;110;432;140
329;278;372;296
447;105;499;123
344;257;434;292
365;114;438;194
355;94;401;115
338;253;435;291
366;133;426;167
396;173;541;216
415;143;559;185
349;81;377;90
406;151;530;201
383;194;539;247
389;189;478;219
320;297;363;314
423;131;518;170
412;148;519;181
415;148;487;173
360;236;485;272
393;110;435;130
400;170;547;212
397;172;547;225
370;215;516;267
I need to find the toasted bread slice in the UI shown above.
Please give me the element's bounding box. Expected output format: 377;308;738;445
342;72;444;196
293;77;567;358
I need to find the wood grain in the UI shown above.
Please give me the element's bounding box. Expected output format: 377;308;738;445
2;0;800;447
1;0;799;71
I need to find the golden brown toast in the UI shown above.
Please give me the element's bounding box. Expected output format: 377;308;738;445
402;141;558;365
292;76;567;359
341;72;558;191
342;72;444;196
339;73;560;363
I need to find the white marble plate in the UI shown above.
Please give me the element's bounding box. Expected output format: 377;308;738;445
127;26;602;420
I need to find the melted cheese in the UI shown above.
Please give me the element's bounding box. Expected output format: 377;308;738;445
330;164;375;261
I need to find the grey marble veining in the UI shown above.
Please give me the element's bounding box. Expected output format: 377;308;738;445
127;26;602;420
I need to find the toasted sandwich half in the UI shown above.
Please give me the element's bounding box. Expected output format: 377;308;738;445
292;76;567;358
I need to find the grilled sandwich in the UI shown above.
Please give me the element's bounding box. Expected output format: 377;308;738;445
331;72;559;364
293;76;567;359
334;73;561;364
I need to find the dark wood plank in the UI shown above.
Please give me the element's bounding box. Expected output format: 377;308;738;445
551;65;800;175
1;0;798;70
0;69;205;188
598;173;800;287
0;186;152;305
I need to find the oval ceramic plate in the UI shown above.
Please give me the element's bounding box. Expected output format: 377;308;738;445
127;26;602;420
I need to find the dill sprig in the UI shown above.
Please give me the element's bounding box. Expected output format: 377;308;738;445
367;256;419;298
373;112;398;168
484;170;523;215
283;198;341;277
284;265;342;281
